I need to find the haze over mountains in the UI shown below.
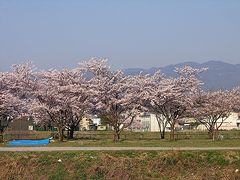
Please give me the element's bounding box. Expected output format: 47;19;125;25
124;61;240;90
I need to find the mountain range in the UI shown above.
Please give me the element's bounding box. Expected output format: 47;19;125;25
124;61;240;90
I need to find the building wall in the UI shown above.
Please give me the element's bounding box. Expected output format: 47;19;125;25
79;118;92;131
138;113;171;132
149;114;161;132
139;112;240;132
7;117;33;131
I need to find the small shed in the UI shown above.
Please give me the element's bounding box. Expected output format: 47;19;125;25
7;116;34;131
5;116;35;140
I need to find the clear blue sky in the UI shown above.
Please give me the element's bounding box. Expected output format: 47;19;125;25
0;0;240;70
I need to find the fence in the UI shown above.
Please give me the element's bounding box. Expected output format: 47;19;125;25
4;130;240;141
4;131;49;140
74;130;240;140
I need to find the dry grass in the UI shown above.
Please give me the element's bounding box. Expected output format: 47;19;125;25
1;151;240;179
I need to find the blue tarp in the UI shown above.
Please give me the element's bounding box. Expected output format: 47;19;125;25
9;138;50;146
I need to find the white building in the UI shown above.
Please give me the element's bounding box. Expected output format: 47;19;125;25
197;112;240;131
91;115;101;126
79;118;93;131
137;113;171;132
138;112;240;132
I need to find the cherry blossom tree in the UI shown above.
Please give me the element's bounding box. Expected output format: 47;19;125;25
82;58;142;141
141;66;205;140
0;70;28;142
31;68;91;141
231;87;240;113
63;80;93;139
192;90;234;140
128;119;142;131
6;62;38;99
4;60;235;145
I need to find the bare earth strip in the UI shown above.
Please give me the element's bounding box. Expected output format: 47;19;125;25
1;147;240;151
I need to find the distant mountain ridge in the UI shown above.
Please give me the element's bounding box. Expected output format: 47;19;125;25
124;61;240;90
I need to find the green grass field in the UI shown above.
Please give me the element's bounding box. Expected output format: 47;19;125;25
2;130;240;147
1;151;240;179
48;138;240;147
5;130;240;140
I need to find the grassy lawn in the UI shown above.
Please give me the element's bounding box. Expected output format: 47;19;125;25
1;151;240;179
38;130;240;147
72;130;240;140
2;130;240;147
48;138;240;147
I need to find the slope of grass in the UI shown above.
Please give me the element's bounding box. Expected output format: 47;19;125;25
1;151;240;179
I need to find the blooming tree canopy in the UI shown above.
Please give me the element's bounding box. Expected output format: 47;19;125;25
0;69;29;141
231;87;240;113
30;67;91;141
82;58;142;140
1;59;238;143
192;90;234;140
141;66;206;140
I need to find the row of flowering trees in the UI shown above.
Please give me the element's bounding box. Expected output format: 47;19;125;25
0;58;239;142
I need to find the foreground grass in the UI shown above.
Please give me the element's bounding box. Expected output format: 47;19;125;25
47;138;240;147
1;151;240;179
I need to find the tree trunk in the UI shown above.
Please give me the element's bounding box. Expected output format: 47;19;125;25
170;124;175;141
59;128;64;142
160;129;165;139
156;117;166;140
0;131;3;143
212;129;218;141
67;129;70;139
208;126;218;141
68;125;75;139
208;129;213;140
114;131;121;141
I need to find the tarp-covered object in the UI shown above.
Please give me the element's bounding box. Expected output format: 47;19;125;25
9;138;50;146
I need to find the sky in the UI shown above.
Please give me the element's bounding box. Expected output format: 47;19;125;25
0;0;240;71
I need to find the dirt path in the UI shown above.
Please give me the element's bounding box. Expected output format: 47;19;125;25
1;146;240;151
